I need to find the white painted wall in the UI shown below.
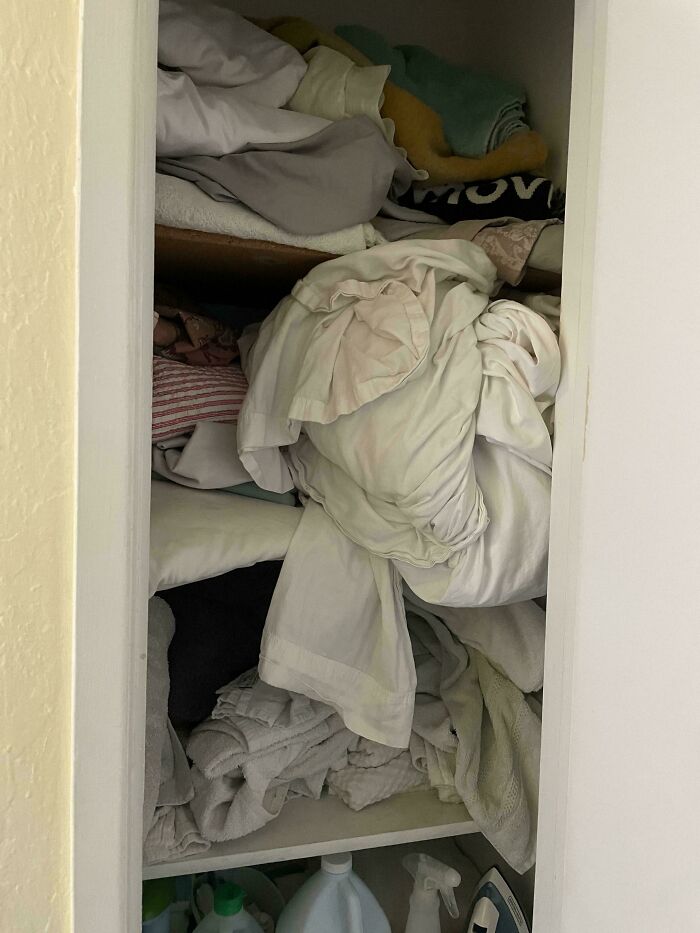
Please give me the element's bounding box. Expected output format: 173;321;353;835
453;0;575;186
2;1;78;929
536;0;700;929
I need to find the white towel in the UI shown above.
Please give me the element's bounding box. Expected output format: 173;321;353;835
156;173;385;255
189;673;338;779
407;605;541;873
143;598;209;863
327;737;428;810
189;715;353;842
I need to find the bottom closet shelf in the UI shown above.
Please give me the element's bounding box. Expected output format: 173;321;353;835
143;790;477;880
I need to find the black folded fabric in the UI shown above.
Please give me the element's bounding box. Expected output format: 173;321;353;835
398;173;564;223
160;561;282;725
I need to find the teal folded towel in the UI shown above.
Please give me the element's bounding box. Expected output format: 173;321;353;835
336;24;528;157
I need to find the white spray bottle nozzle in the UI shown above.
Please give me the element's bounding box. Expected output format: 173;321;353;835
402;853;461;919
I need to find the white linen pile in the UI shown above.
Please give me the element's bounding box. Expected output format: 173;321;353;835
237;239;560;747
155;1;422;236
187;673;356;842
182;597;544;872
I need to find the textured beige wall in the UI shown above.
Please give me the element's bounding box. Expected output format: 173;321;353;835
1;1;79;930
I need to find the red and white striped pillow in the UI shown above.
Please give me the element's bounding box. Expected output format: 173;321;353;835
152;357;248;443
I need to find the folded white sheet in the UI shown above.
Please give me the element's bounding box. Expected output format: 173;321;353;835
156;173;386;255
153;423;257;490
149;480;300;594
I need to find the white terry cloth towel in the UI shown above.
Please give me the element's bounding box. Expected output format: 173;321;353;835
143;598;209;863
406;593;546;694
190;714;353;843
326;738;429;811
149;480;300;594
187;672;354;842
407;604;542;874
188;673;339;781
258;498;416;748
155;174;386;255
152;422;262;490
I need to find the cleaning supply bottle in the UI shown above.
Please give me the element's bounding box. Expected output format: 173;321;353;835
193;882;264;933
277;852;390;933
403;853;461;933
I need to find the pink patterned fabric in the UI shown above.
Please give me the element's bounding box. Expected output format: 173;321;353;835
152;357;248;442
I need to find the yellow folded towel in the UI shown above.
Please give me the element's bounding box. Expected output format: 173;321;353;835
381;83;548;185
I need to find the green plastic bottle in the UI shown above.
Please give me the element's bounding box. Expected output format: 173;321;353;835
193;883;264;933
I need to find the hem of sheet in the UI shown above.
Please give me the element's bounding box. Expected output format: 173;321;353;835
259;635;414;749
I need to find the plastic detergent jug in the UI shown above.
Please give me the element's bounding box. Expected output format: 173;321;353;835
403;853;461;933
276;852;391;933
193;883;264;933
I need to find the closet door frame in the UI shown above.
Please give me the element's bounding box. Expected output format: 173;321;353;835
73;0;157;929
72;1;624;931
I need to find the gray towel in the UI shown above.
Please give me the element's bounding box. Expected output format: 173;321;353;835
190;714;353;842
157;116;419;235
143;598;209;863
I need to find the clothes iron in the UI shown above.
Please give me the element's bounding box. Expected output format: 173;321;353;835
465;868;530;933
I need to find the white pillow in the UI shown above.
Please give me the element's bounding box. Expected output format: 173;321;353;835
149;480;300;594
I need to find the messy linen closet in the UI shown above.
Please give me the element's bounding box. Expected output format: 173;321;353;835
144;0;563;878
154;0;564;272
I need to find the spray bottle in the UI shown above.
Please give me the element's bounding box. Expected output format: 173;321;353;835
402;853;461;933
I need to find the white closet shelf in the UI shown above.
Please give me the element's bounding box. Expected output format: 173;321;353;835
143;790;476;880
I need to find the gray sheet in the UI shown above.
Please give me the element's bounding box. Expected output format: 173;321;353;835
157;116;418;235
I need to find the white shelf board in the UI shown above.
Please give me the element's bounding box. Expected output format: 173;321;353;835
143;790;477;880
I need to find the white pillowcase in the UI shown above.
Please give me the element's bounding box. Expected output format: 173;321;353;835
149;480;300;594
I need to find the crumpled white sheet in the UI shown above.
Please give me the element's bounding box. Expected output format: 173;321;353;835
259;499;416;747
157;0;327;158
237;240;558;744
